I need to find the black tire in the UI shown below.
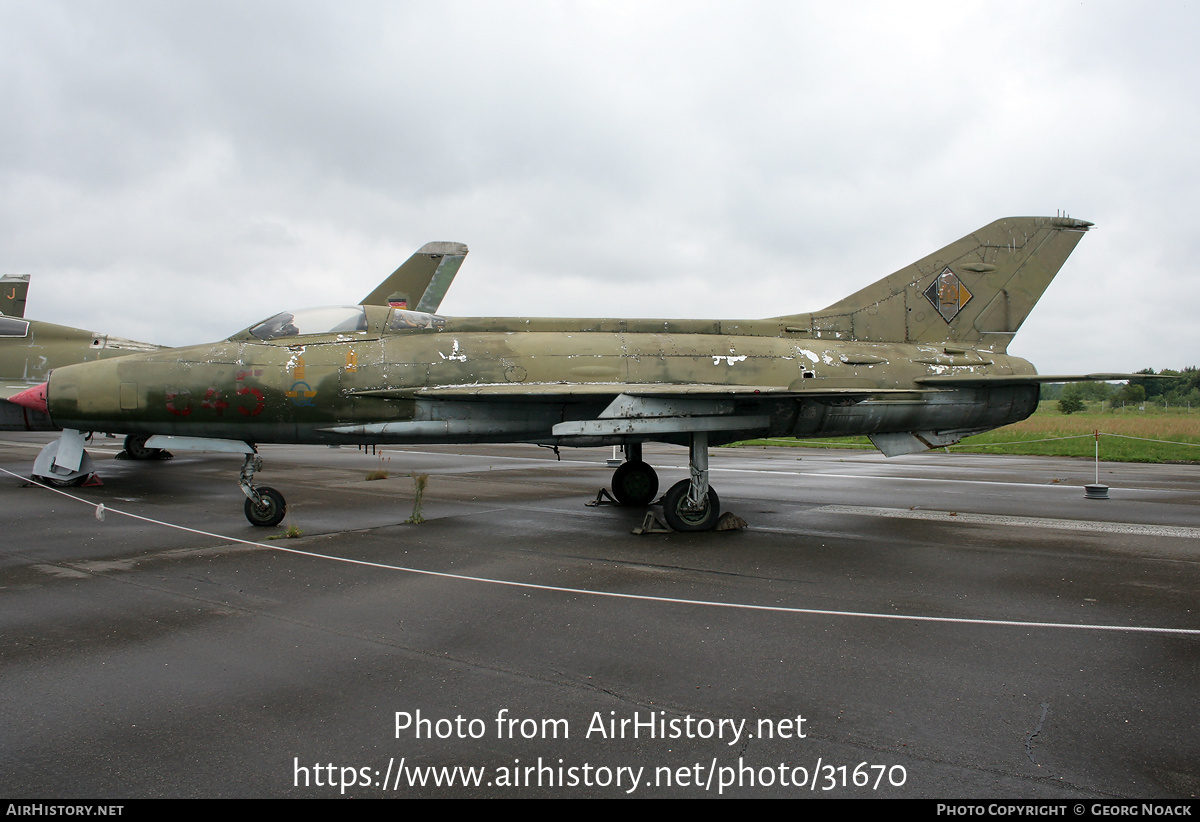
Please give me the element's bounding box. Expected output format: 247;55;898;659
611;460;659;506
123;434;161;460
35;473;88;488
661;479;721;532
244;486;287;527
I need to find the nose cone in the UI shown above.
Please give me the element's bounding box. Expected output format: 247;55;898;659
9;382;48;414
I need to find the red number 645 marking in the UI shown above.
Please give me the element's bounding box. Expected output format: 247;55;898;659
236;370;265;416
165;388;192;416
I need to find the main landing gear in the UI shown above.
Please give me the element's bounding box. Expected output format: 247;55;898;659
660;432;720;531
239;452;287;527
121;434;168;461
607;436;723;531
610;443;659;506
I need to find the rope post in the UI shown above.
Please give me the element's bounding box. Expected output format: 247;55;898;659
1085;429;1109;499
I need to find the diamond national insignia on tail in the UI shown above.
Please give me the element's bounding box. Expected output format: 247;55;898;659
923;268;973;323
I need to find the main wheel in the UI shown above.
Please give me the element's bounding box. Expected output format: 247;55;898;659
611;460;659;506
123;434;162;460
661;479;721;532
244;486;287;527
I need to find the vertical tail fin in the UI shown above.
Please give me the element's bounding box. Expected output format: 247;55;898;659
359;242;468;313
1;274;30;318
774;217;1091;351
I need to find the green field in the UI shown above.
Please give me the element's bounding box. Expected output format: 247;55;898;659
734;403;1200;463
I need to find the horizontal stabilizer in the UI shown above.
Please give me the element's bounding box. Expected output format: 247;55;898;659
915;373;1169;388
870;430;978;456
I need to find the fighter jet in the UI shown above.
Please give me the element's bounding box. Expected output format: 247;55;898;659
1;274;162;433
2;242;467;464
11;217;1132;531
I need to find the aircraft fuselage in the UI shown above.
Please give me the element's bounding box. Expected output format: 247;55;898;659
40;308;1039;448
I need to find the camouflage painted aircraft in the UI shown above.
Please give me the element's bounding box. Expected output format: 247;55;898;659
1;242;466;458
1;273;162;432
12;217;1132;531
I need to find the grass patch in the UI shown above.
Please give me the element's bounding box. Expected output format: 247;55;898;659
405;473;429;524
365;453;392;481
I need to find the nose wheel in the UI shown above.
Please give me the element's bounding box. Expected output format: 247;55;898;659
238;453;288;527
244;486;287;527
31;429;96;487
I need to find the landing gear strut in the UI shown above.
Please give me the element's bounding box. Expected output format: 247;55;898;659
660;432;721;532
239;452;287;527
32;429;96;487
609;442;659;506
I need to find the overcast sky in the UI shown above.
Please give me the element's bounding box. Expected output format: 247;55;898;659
2;0;1197;373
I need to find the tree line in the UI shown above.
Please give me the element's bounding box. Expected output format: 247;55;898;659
1040;367;1200;414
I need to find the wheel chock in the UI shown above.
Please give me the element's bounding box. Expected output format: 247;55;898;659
586;487;619;507
631;509;672;535
714;512;748;531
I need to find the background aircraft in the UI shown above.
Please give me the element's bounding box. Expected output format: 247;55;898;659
12;217;1134;531
2;242;466;465
1;273;161;433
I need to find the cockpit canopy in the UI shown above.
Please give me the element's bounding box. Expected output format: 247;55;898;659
249;306;367;340
0;317;30;337
243;305;445;341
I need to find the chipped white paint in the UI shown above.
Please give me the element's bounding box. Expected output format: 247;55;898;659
712;355;747;366
797;349;820;364
23;355;49;380
439;339;468;362
285;346;306;372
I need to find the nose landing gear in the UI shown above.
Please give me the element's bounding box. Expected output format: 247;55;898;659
239;452;287;527
244;485;287;527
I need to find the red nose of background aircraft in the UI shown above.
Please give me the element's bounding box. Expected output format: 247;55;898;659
10;382;48;414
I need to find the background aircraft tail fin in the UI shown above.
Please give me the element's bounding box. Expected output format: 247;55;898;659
360;241;468;313
1;274;30;318
774;216;1091;351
